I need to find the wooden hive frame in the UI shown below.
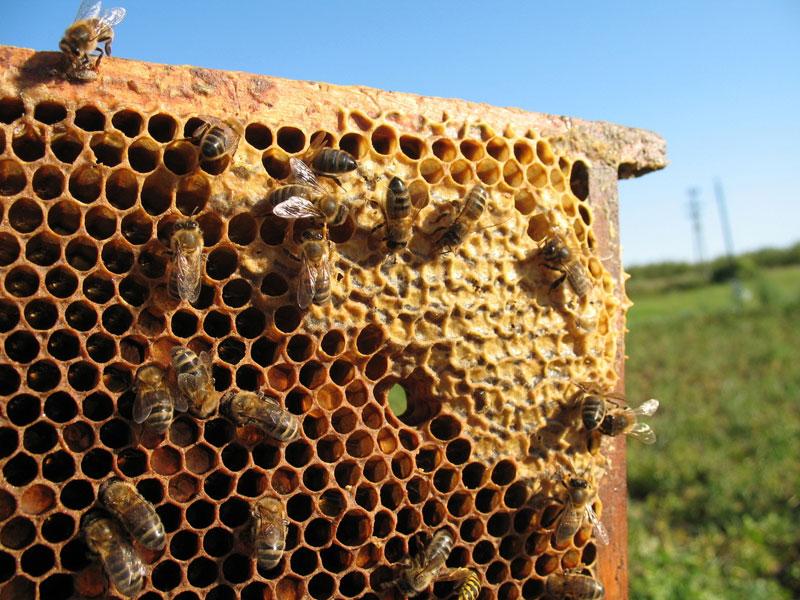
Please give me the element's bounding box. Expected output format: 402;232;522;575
0;46;665;600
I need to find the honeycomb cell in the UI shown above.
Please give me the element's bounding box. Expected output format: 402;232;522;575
364;354;388;380
157;503;183;534
5;265;39;297
129;137;161;173
106;167;138;209
245;122;272;149
451;158;473;184
339;132;367;160
9;198;43;233
89;131;126;167
44;391;77;423
51;127;84;163
0;233;20;266
399;135;426;160
0;159;26;195
422;498;446;527
20;544;55;577
1;516;35;549
420;157;444;184
68;164;103;204
262;148;290;178
23;422;57;455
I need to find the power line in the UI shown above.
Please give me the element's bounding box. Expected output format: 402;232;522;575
687;187;705;264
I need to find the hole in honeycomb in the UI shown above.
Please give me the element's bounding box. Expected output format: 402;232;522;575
223;553;251;584
1;516;35;549
74;105;105;131
262;148;290;178
289;547;318;576
33;101;66;124
111;109;144;137
12;127;45;161
422;498;446;527
89;131;125;167
119;275;149;307
399;135;425;160
259;215;288;245
285;334;313;362
299;360;326;389
173;310;199;337
0;160;26;196
105;168;138;210
339;132;367;159
285;440;313;468
69;164;103;203
152;560;182;591
147;113;178;142
2;452;38;487
163;140;198;175
536;140;555;165
23;423;56;454
355;484;378;511
527;163;547;188
202;310;230;338
277;126;306;153
219;337;246;364
303;411;329;439
46;329;79;361
157;503;182;532
504;481;529;508
142;170;175;215
434;467;458;493
208;246;238;280
535;554;559;576
267;364;296;392
461;517;485;543
117;447;147;477
451;158;473;185
477;158;500;184
364;354;388;381
275;305;302;333
476;487;501;513
129;137;161;172
83;273;115;303
80;447;112;478
65;237;98;270
337;511;370;546
487;137;510;161
235;307;265;338
5;331;39;363
420;157;444;184
0;366;21;396
9;198;43;233
27;359;60;392
50;128;83;163
0;234;20;266
168;473;199;503
272;467;300;494
432;138;456;162
380;481;403;510
41;513;74;543
44;391;77;422
21;544;55;577
334;460;360;490
60;479;94;510
7;394;41;426
227;213;256;246
364;455;389;483
332;407;357;434
371;125;397;155
459;139;484;161
0;97;24;123
176;172;210;215
396;506;421;534
221;278;252;308
316;436;344;463
446;438;472;464
42;450;75;482
492;459;517;485
245;123;272;149
152;446;182;475
188;556;218;587
305;517;334;547
63;421;93;452
32;165;65;200
504;160;524;187
187;499;216;529
579;203;592;227
204;470;234;500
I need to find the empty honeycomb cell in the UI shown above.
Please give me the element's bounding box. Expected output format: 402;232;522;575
0;366;20;396
109;108;144;137
129;137;161;173
396;506;421;534
50;127;84;163
68;164;103;203
303;412;329;439
364;354;388;381
284;388;312;415
59;479;94;510
527;163;547;188
167;472;199;503
5;265;39;297
277;126;306;153
446;438;471;465
7;394;41;426
476;487;501;513
353;484;378;512
12;127;45;162
9;197;43;233
488;561;509;585
31;165;65;201
223;553;252;584
83;274;115;304
492;459;517;486
476;158;501;185
1;516;35;549
379;481;403;510
448;491;473;518
305;517;334;547
303;464;329;491
218;337;246;364
550;168;565;191
102;363;131;393
272;467;300;495
205;418;235;448
146;113;178;143
26;359;59;392
238;468;267;497
186;499;216;529
44;391;77;422
420;157;444;184
535;554;559;577
262;148;290;178
0;553;13;583
105;168;138;211
204;470;234;500
0;491;15;522
203;310;232;338
5;331;39;363
433;466;459;494
535;139;555;164
0;233;20;266
152;560;182;592
46;201;79;236
332;407;358;435
334;461;360;488
73;105;104;132
284;334;313;363
450;158;473;185
4;452;37;487
62;420;94;453
266;364;295;392
369;124;397;155
138;247;167;278
0;97;23;122
162;140;198;176
245;122;272;149
154;503;182;535
39;574;74;600
335;510;371;547
514;189;537;216
503;160;524;187
142;170;175;214
0;159;26;196
187;556;218;587
234;307;264;338
172;310;199;338
377;428;398;455
582;541;597;566
285;440;313;468
363;455;388;483
85;205;117;240
88;131;125;167
101;304;133;334
23;422;57;454
116;447;147;478
345;430;374;458
299;360;327;389
207;246;238;280
397;134;425;161
80;447;112;478
461;517;485;543
432;138;457;162
65;237;98;271
0;300;19;333
422;498;446;527
510;556;532;580
20;544;55;577
151;446;182;475
512;140;534;164
41;513;74;544
175;172;210;216
504;481;529;508
66;360;98;392
487;137;510;161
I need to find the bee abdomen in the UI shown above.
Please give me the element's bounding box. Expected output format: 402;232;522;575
270;413;300;442
313;286;331;307
567;268;591;298
256;540;285;570
555;509;582;546
125;504;166;550
581;397;605;431
314;148;357;174
201;127;227;159
106;551;144;597
599;413;628;436
458;570;481;600
144;392;173;435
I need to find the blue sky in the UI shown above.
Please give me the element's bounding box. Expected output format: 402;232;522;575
2;0;798;266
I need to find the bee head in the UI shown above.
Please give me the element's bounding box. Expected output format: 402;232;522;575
387;240;407;251
175;218;199;231
541;237;570;261
388;176;406;195
301;229;324;243
568;477;588;490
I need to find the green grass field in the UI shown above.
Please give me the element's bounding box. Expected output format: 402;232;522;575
625;267;800;599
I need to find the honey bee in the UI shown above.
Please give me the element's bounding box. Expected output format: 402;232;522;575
251;495;288;571
133;364;186;435
170;346;217;418
305;131;358;186
288;226;332;309
433;184;488;252
384;528;454;594
271;158;349;227
99;478;166;551
540;234;591;298
221;390;300;442
456;569;481;600
168;218;204;304
554;477;608;547
545;571;605;599
60;0;126;80
187;115;242;163
372;176;413;255
82;511;145;598
576;384;659;444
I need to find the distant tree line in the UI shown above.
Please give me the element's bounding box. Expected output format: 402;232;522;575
626;241;800;294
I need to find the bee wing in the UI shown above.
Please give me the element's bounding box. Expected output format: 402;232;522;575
75;0;102;21
632;398;660;417
297;260;318;309
175;249;202;302
173;392;189;413
316;256;331;297
98;6;126;27
256;392;280;407
132;392;152;424
628;422;657;444
111;543;145;591
289;158;324;193
177;372;202;395
199;351;214;376
272;197;323;220
585;505;609;545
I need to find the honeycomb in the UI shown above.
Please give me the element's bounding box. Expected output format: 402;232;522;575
0;46;666;599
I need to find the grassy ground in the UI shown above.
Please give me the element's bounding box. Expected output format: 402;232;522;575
625;267;800;599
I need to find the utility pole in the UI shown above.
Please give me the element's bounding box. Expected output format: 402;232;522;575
714;178;748;304
687;187;705;265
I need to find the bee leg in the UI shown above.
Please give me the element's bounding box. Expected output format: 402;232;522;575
370;221;386;234
100;36;113;57
549;274;567;291
283;248;302;263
